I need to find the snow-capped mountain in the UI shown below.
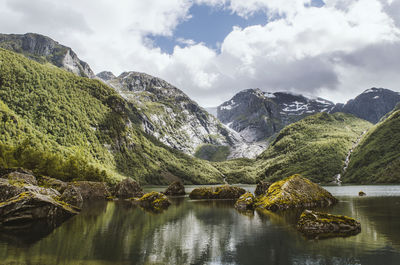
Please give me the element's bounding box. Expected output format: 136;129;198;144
97;71;239;155
331;88;400;124
217;88;335;142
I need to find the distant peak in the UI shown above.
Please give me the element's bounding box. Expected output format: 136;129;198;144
96;71;116;81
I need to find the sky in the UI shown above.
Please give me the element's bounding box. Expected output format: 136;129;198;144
0;0;400;107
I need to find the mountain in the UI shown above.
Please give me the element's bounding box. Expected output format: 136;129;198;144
0;48;224;184
217;88;335;142
205;107;218;117
343;106;400;183
97;71;238;156
0;33;95;78
215;112;372;184
332;88;400;124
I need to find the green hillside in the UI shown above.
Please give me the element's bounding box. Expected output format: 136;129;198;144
343;109;400;183
0;48;223;184
215;113;372;184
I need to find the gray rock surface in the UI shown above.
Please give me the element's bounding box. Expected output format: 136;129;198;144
114;178;144;199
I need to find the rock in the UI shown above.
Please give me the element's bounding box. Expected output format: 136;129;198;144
37;176;68;193
359;191;366;196
138;192;171;212
255;175;338;212
254;181;271;196
2;171;37;186
0;178;60;202
164;181;186;196
71;181;111;201
234;193;255;211
189;185;246;200
297;210;361;239
114;178;144;199
0;168;33;178
60;185;83;207
0;191;79;230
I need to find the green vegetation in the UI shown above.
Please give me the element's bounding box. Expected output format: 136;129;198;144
343;109;400;183
194;144;230;162
216;113;372;184
0;48;223;184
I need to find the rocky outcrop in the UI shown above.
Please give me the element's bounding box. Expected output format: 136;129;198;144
297;210;361;239
254;181;271;196
0;33;95;78
99;71;239;156
332;88;400;124
255;175;338;212
96;71;116;81
0;178;60;202
137;192;171;212
234;193;255;211
60;185;83;207
37;176;68;193
0;191;79;230
1;171;37;186
113;178;144;199
71;181;111;200
164;181;185;196
189;185;246;200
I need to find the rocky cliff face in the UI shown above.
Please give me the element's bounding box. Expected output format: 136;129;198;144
217;89;334;142
332;88;400;124
97;71;239;155
0;33;94;78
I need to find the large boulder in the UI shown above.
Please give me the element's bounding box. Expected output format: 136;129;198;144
234;193;255;211
297;210;361;239
254;181;271;196
37;176;68;193
138;192;171;212
71;181;111;200
0;191;79;230
189;185;246;200
2;171;37;186
114;178;144;199
164;181;185;196
59;185;83;207
255;175;338;211
0;178;60;202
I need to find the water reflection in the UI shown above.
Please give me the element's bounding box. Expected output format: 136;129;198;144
0;186;400;264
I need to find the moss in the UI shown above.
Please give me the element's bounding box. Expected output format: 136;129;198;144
189;185;246;200
138;191;171;212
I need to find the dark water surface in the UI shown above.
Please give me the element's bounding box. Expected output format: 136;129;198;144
1;185;400;264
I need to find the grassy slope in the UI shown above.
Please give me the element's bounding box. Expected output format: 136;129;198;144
215;113;372;184
0;48;223;184
343;109;400;183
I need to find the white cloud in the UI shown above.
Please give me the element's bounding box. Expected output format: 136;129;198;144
1;0;400;107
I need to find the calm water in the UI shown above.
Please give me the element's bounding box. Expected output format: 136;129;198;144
1;185;400;265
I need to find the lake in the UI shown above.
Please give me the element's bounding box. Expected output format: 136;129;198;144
1;185;400;264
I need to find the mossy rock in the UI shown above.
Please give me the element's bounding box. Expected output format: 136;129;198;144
254;181;271;196
113;178;144;199
164;181;185;196
59;184;83;207
138;192;171;212
189;185;246;200
0;178;60;202
297;210;361;239
3;171;37;186
71;181;111;201
37;176;68;193
255;174;337;211
234;193;255;211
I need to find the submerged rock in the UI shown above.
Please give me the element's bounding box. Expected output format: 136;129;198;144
255;175;337;211
234;193;255;211
164;181;186;196
359;191;366;196
297;210;361;239
71;181;111;201
60;185;83;207
37;176;68;193
0;191;79;230
189;185;246;200
114;178;144;199
254;181;271;196
138;192;171;211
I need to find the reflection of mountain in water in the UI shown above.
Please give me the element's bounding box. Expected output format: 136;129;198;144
0;195;400;264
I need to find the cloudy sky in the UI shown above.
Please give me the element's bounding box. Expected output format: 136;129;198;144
1;0;400;107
